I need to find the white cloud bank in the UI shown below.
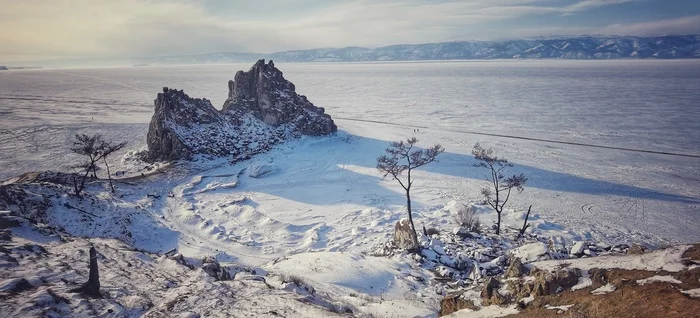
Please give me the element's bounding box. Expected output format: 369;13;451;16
0;0;697;61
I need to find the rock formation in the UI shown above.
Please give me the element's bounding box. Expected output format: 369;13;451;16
146;59;336;162
0;66;8;71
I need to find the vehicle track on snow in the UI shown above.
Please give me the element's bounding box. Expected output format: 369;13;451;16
334;117;700;159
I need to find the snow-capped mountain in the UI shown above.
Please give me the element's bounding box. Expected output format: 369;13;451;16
146;35;700;64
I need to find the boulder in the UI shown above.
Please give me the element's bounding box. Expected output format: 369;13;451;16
530;267;581;296
509;242;549;263
394;219;418;251
570;241;585;256
201;256;232;281
0;211;21;229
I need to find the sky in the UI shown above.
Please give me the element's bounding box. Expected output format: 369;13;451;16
1;0;699;62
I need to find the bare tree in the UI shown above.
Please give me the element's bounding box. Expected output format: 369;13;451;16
70;134;103;196
518;205;533;239
472;143;527;235
70;134;126;196
377;137;444;251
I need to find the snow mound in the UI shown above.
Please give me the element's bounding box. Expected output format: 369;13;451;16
509;242;549;263
446;304;519;317
247;162;276;178
266;252;406;296
591;283;616;295
681;288;700;298
532;245;691;272
636;275;682;285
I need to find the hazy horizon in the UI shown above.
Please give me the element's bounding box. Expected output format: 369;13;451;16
2;0;700;63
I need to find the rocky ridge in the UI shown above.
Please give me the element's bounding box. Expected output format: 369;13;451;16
146;59;336;162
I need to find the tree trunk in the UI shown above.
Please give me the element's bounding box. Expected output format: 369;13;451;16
71;246;101;296
405;189;420;252
103;157;114;192
82;247;101;296
496;211;501;235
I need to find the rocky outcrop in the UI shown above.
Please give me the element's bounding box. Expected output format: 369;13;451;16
0;66;8;71
222;59;336;135
145;60;336;162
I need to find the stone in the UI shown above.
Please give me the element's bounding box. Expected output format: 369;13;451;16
439;291;478;316
394;218;419;251
596;242;612;251
201;256;232;281
0;66;7;71
530;268;581;296
481;277;500;299
570;241;585;256
628;244;647;255
509;242;549;263
0;211;21;229
506;257;529;278
145;60;336;162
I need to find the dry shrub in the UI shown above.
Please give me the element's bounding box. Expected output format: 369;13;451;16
455;205;481;233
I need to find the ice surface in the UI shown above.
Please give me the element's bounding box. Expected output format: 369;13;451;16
1;60;700;316
1;60;699;247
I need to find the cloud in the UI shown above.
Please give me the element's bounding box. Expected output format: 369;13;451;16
596;14;700;35
0;0;696;62
471;14;700;40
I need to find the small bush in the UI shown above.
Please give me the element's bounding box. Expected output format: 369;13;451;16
425;227;440;236
287;275;306;286
455;205;481;233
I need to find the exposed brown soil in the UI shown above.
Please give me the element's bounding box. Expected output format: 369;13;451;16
504;244;700;318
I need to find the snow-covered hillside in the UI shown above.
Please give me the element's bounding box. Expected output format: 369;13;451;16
142;35;700;64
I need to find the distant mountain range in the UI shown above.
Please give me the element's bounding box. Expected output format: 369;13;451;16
146;35;700;64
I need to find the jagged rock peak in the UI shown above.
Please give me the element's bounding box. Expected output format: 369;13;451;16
223;59;336;135
146;88;221;161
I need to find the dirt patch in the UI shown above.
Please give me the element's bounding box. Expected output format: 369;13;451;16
504;254;700;318
683;244;700;263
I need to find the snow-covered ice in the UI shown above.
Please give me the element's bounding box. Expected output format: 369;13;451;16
1;60;700;316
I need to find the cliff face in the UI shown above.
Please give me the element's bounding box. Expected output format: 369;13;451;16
145;60;336;162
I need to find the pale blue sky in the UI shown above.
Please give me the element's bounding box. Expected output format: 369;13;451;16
1;0;698;61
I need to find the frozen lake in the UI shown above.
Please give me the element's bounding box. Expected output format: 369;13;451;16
1;60;699;245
